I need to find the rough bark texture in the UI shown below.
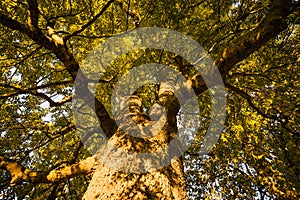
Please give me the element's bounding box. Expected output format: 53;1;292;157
83;158;186;199
0;156;95;185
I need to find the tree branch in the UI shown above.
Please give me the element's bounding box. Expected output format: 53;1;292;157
187;0;293;96
65;0;115;40
46;157;95;182
0;12;78;79
35;80;73;90
0;83;74;107
224;82;296;135
0;13;29;34
0;156;48;185
0;156;95;185
27;0;39;30
0;81;72;94
0;11;118;138
32;92;74;107
215;0;292;78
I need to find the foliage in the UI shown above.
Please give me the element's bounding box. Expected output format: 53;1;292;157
0;0;299;199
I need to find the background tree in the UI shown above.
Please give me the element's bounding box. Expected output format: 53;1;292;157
0;0;299;199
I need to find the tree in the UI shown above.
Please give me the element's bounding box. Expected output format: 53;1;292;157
0;0;299;199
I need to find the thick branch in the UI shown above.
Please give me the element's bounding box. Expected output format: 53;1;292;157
0;11;118;138
0;12;78;79
0;156;95;185
215;0;292;78
0;156;47;185
27;0;39;30
0;13;29;34
46;157;95;182
189;0;293;96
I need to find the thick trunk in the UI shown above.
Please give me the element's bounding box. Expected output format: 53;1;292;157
83;121;188;199
83;155;186;199
83;76;187;199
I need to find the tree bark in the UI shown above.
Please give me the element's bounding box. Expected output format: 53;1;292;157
83;75;188;199
83;158;186;199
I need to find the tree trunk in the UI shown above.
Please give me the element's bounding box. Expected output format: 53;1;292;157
83;155;186;199
83;76;188;199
